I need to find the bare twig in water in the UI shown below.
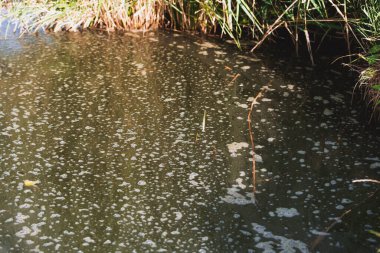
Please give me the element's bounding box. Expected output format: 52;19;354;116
311;189;380;250
228;73;240;86
247;86;268;196
353;179;380;184
212;145;217;159
202;110;206;132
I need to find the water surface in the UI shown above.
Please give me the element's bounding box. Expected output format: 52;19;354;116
0;28;379;252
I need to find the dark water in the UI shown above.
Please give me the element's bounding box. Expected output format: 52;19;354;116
0;24;379;252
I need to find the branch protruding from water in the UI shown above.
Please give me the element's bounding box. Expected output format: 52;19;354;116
353;179;380;184
247;85;268;197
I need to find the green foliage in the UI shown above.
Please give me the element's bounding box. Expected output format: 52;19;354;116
365;54;379;65
356;0;380;42
369;44;380;54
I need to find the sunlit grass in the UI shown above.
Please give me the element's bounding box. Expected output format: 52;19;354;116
1;0;378;47
1;0;164;33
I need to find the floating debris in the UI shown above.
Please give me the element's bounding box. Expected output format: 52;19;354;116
220;186;255;205
23;180;40;187
269;207;300;218
227;142;249;157
252;223;309;253
323;108;334;116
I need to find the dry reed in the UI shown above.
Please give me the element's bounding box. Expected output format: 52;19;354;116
247;86;267;196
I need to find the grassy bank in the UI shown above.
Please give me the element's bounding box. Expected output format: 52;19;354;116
1;0;379;115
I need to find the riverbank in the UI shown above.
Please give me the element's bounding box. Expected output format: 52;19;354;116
1;0;379;119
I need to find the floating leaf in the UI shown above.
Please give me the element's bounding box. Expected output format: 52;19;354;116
24;180;40;187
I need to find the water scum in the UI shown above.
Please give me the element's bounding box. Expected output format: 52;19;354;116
0;30;379;252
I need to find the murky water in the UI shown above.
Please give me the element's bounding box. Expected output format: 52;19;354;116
0;25;379;252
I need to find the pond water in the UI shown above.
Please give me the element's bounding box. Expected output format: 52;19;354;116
0;25;379;252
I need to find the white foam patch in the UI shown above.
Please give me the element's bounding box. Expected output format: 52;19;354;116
189;172;198;180
220;186;255;205
330;94;344;103
252;223;309;253
254;154;263;163
143;240;157;247
349;117;359;124
135;63;144;69
15;212;29;224
201;236;208;241
138;180;146;186
310;230;330;236
370;162;380;169
236;178;246;189
240;230;252;236
215;51;226;55
287;85;295;90
236;102;248;109
15;226;31;238
194;41;220;49
247;97;257;102
227;142;249;157
341;198;352;204
174;212;183;221
323;109;333;116
274;207;300;218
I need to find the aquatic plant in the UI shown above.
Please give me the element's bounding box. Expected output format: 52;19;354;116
351;44;380;118
352;0;380;116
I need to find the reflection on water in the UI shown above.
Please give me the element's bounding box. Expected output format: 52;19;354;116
0;30;379;252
